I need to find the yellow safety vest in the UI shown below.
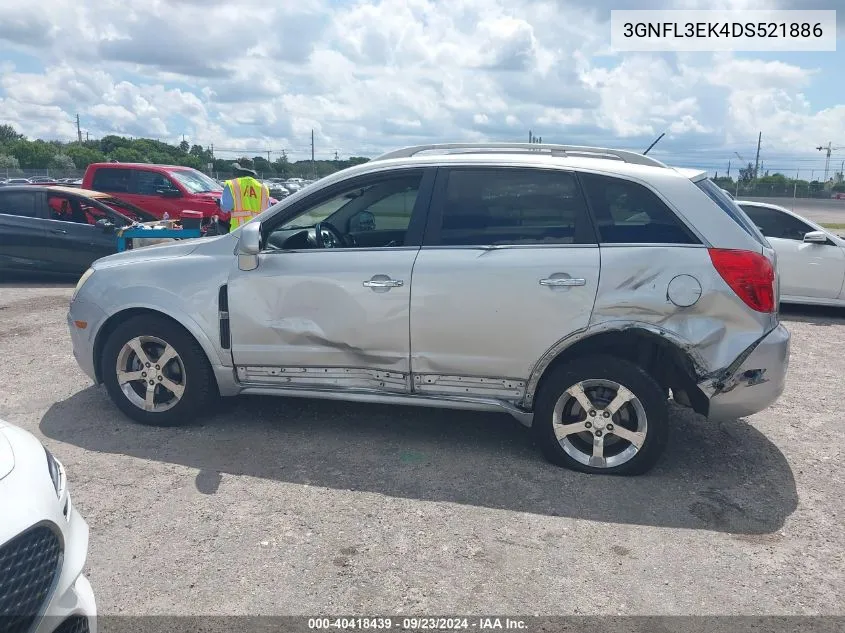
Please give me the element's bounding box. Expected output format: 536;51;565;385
226;176;270;229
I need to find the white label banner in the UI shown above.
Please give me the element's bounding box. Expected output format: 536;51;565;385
610;10;837;52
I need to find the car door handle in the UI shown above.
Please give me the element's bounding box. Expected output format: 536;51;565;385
363;278;404;288
49;228;68;234
539;277;586;287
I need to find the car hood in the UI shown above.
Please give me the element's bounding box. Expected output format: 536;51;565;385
92;236;219;269
0;421;16;480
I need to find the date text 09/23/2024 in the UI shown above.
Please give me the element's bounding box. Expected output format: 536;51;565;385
308;618;528;630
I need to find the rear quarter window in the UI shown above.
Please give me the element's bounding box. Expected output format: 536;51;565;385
696;178;768;246
580;173;699;245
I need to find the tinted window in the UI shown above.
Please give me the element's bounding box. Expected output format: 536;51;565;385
92;168;131;193
580;174;698;245
436;168;591;246
696;178;767;245
135;170;176;195
740;205;814;241
0;192;37;217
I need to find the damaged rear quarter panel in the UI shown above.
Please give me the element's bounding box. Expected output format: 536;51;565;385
589;246;776;378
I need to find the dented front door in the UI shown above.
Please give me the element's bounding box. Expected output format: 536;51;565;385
227;249;417;392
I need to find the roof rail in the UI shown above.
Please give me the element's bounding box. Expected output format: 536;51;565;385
372;143;669;168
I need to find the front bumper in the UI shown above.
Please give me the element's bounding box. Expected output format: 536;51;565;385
35;505;97;633
67;298;108;384
704;324;791;422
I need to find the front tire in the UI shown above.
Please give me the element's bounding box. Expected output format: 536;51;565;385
533;355;668;475
101;315;215;426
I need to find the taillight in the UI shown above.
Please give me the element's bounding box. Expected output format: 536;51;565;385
708;248;775;312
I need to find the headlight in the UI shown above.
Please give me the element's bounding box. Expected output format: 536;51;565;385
71;268;95;302
44;447;64;498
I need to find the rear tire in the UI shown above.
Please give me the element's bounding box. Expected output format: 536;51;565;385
101;315;215;426
533;355;668;475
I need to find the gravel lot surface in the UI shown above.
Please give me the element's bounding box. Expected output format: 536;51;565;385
1;280;843;616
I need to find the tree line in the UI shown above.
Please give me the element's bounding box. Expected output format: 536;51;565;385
0;124;370;178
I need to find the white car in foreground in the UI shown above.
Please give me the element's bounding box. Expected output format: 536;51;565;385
0;420;96;633
737;200;845;307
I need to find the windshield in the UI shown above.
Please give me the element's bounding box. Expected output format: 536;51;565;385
99;196;159;223
170;169;223;194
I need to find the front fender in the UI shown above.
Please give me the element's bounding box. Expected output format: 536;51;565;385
91;284;231;371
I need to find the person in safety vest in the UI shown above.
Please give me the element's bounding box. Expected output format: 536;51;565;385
220;157;270;231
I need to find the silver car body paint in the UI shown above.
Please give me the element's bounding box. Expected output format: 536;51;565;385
69;150;789;426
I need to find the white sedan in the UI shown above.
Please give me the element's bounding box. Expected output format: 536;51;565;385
737;200;845;307
0;420;96;633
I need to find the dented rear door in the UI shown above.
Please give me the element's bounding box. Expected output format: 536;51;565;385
409;166;601;396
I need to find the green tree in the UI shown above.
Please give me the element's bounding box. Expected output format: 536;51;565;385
11;139;55;168
179;139;190;153
49;153;76;171
65;144;106;169
112;147;146;163
0;154;20;171
0;124;24;145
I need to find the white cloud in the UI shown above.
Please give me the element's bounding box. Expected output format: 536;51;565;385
0;0;840;169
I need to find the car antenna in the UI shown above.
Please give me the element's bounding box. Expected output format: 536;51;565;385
643;132;666;155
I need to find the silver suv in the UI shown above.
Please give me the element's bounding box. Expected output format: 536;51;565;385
68;143;790;475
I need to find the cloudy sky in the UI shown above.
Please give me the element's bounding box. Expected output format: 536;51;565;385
0;0;842;175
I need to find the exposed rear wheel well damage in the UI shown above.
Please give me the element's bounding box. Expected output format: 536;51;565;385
93;308;218;395
532;329;709;416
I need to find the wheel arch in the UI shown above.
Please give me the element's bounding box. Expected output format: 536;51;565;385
525;324;710;417
93;306;222;389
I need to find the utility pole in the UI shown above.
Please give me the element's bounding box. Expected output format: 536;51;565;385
267;150;271;163
85;132;89;142
753;131;761;179
76;114;82;143
727;159;731;177
311;129;316;179
815;142;844;183
334;150;339;161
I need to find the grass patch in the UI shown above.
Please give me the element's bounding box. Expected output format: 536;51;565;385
821;223;845;230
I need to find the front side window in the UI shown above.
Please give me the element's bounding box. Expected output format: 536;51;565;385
739;205;814;241
434;168;592;246
580;173;699;245
91;168;131;193
47;194;132;227
0;192;37;217
266;172;423;250
135;170;177;195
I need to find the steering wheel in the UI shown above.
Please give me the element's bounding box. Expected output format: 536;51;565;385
314;221;345;248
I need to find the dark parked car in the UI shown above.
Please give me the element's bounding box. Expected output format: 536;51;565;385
0;185;158;276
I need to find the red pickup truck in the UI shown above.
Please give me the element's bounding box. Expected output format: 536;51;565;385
82;163;226;223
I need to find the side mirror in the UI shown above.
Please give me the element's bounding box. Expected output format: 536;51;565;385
95;218;115;233
237;222;262;271
157;188;182;198
348;210;376;233
803;231;828;244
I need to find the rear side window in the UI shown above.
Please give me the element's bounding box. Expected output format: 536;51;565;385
0;192;37;217
92;168;131;193
696;178;767;246
434;168;594;246
580;173;699;244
